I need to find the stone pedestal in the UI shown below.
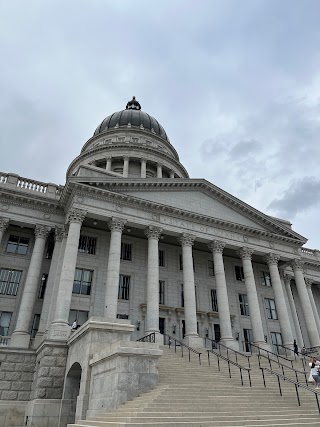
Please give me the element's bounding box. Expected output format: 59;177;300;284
184;335;204;349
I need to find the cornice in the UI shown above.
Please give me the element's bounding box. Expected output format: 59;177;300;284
65;181;305;246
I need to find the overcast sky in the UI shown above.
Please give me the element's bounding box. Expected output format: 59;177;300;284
1;1;320;248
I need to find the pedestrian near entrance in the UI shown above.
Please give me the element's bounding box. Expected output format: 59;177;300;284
293;340;299;355
309;357;320;389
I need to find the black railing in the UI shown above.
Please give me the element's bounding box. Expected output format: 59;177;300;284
302;345;320;356
137;332;155;343
278;344;308;370
260;366;320;414
163;333;202;364
205;337;251;369
243;341;295;367
207;349;252;387
258;353;308;386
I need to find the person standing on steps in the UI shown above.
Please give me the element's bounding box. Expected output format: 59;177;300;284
309;357;320;389
293;340;299;355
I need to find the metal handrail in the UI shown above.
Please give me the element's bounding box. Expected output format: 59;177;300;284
243;341;294;366
302;345;320;356
207;348;252;387
137;332;155;343
258;353;308;385
278;344;308;370
163;333;202;364
260;366;320;414
205;337;251;369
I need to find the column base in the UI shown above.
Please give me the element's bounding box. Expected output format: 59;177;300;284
10;331;31;348
252;340;271;353
184;334;204;349
220;338;239;351
48;322;71;341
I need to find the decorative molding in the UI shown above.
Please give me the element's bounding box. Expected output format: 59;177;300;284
67;208;86;225
144;225;162;240
264;253;281;266
237;247;254;260
208;240;225;254
35;224;51;239
54;227;65;242
305;278;313;287
290;258;304;271
108;217;127;232
282;273;293;285
0;217;9;232
178;233;195;247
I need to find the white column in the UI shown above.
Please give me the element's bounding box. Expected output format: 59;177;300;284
208;240;237;349
265;254;293;347
104;217;127;321
157;164;162;178
170;171;175;179
49;209;86;340
283;273;304;349
305;278;320;336
238;247;268;350
106;156;112;172
35;227;65;344
178;233;203;348
145;226;162;339
10;224;50;348
291;259;320;347
123;156;129;177
141;158;147;178
0;217;9;245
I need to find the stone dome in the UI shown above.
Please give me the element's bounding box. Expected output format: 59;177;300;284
93;96;169;142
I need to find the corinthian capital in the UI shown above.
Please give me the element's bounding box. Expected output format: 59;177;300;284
108;217;127;232
67;209;86;225
34;224;51;239
305;278;313;287
290;258;304;271
144;226;162;240
282;273;293;285
178;233;195;247
237;247;254;260
54;227;65;242
208;240;226;254
0;217;9;232
264;253;281;266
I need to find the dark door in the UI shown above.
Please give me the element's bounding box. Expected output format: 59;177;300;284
159;317;165;334
243;328;253;352
214;324;221;342
182;320;186;338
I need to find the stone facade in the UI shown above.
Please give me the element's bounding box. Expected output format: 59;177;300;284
0;97;320;426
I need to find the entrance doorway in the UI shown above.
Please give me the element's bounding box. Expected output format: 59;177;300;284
62;362;82;425
159;317;165;334
213;324;221;342
271;332;283;354
181;320;186;339
243;328;253;352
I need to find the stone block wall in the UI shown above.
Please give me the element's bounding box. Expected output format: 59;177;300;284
0;349;36;401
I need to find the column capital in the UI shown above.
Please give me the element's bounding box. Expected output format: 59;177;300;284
178;233;195;247
67;208;86;225
0;217;9;232
108;217;127;232
144;226;162;240
123;156;130;161
282;273;293;285
237;247;254;260
140;157;147;162
290;258;304;271
54;227;65;242
208;240;226;254
265;253;281;266
34;224;50;239
305;278;313;287
105;156;112;160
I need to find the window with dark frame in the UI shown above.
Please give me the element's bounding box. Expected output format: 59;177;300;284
72;268;93;295
211;289;218;312
265;298;278;320
159;280;165;305
38;273;48;299
180;284;184;307
68;309;88;326
6;235;29;255
118;275;130;300
121;243;132;261
0;311;12;336
159;250;165;267
239;293;249;316
208;260;215;276
78;235;97;255
235;266;245;281
0;269;22;296
260;271;272;287
30;314;40;338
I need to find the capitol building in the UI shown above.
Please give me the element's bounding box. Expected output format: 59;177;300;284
0;97;320;426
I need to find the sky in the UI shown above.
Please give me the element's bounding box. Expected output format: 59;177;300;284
0;1;320;248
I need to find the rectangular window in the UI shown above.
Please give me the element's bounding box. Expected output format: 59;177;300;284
211;289;218;312
260;271;272;287
30;314;40;338
121;243;132;261
159;280;165;305
208;260;215;276
0;312;12;336
179;254;183;270
235;266;245;281
265;298;278;320
68;310;88;327
0;269;22;296
239;293;249;316
180;284;184;307
6;235;29;255
78;235;97;255
38;273;48;299
159;250;165;267
72;268;93;295
271;332;283;354
118;275;130;300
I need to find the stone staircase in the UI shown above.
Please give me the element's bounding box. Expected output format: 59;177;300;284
69;346;320;427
